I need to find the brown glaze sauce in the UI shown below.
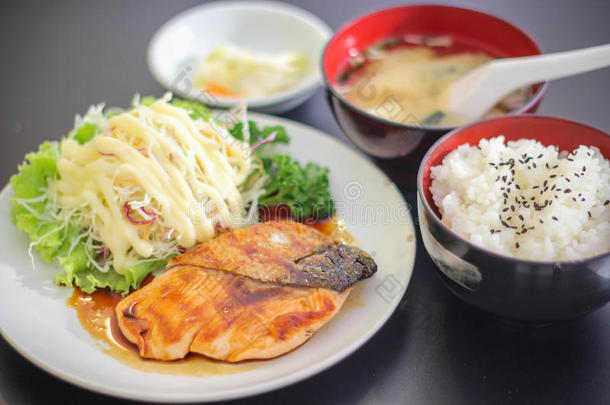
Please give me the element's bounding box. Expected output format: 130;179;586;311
67;283;255;376
67;216;363;376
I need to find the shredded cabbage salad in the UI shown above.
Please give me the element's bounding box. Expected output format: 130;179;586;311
10;95;334;295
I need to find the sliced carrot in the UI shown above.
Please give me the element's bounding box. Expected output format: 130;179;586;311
116;178;138;185
141;223;151;241
204;81;243;98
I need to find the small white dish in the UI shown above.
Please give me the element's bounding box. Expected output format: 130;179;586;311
0;113;416;403
147;1;332;114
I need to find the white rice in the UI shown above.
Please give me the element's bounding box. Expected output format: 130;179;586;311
430;136;610;261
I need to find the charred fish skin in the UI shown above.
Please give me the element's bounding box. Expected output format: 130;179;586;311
294;244;378;292
168;221;377;293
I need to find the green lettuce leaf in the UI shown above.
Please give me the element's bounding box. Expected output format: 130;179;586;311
170;98;213;121
10;141;62;260
69;122;98;144
55;257;170;295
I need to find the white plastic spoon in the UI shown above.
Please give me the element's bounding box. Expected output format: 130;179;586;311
445;44;610;121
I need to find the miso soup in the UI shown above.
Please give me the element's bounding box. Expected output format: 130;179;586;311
337;36;532;127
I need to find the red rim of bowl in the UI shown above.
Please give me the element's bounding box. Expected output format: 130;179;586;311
416;114;610;266
321;4;549;132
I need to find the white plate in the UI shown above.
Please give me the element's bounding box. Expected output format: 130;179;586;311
0;113;416;402
147;1;332;113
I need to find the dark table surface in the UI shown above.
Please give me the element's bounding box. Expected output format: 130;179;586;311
1;1;609;404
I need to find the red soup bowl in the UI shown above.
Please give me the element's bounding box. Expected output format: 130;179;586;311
417;115;610;323
322;5;547;182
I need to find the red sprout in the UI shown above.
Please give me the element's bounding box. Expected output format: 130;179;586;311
96;246;109;264
123;204;157;225
250;131;277;151
215;223;231;232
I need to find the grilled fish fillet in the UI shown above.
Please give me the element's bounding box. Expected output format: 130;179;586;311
116;221;376;362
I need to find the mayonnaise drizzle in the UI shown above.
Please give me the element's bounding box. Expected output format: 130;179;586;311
55;96;253;272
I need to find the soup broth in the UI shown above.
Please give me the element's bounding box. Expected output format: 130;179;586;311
338;36;532;127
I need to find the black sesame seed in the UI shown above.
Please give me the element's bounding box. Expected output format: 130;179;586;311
583;166;586;172
503;208;509;212
519;215;524;221
538;153;543;158
515;184;521;190
552;216;558;221
588;211;592;218
539;219;544;224
515;242;520;249
550;174;557;178
564;188;572;193
533;162;537;168
533;185;539;189
604;200;609;206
